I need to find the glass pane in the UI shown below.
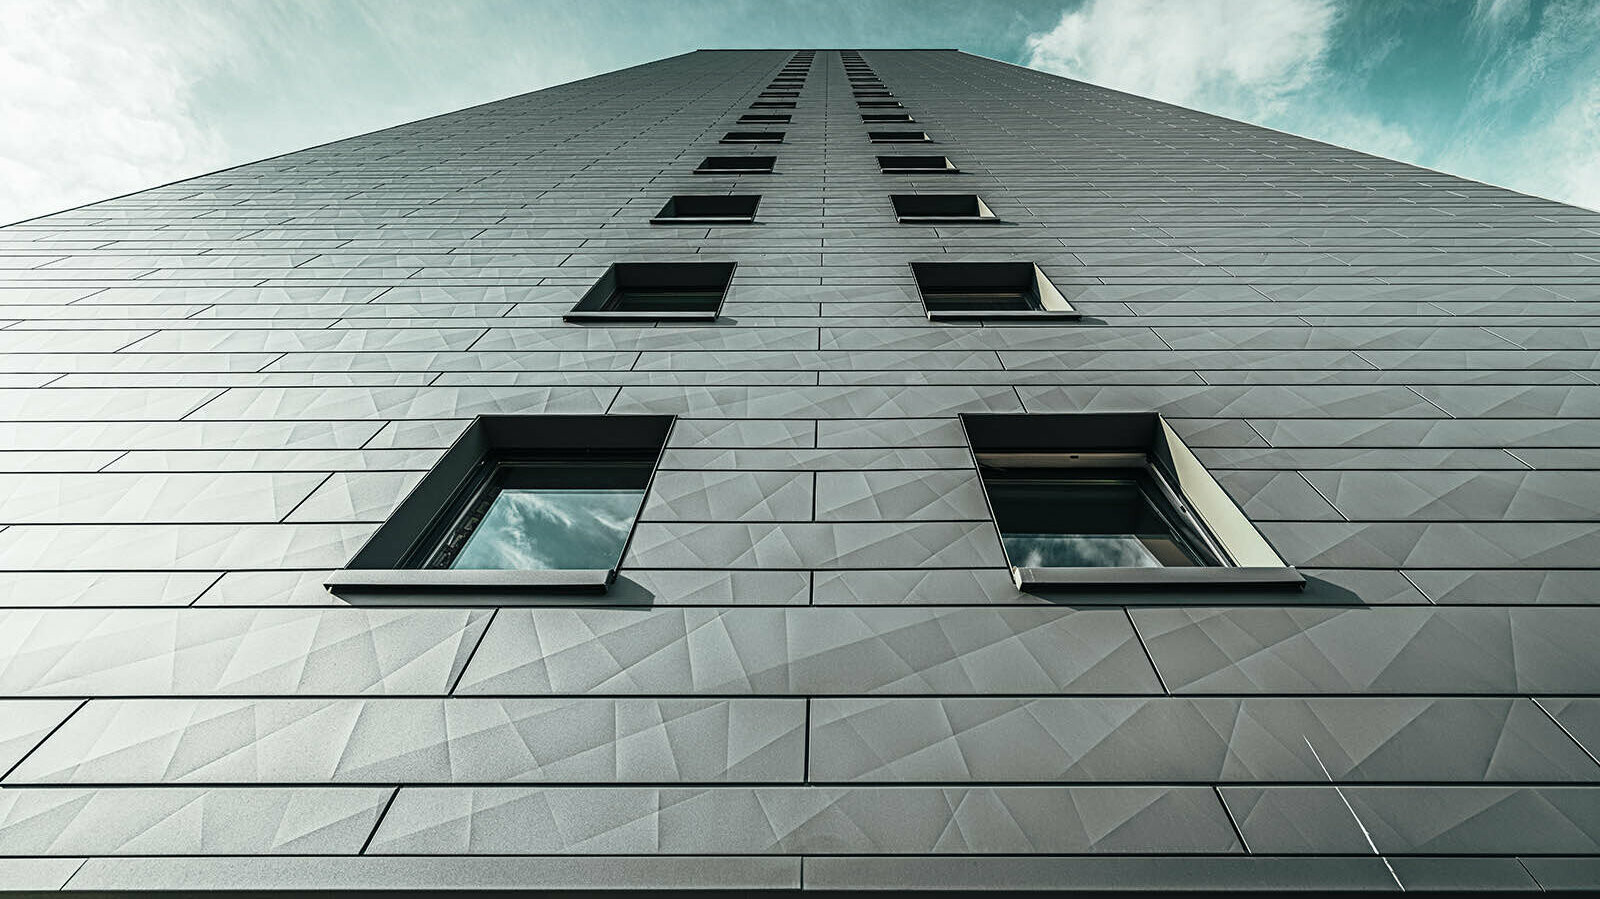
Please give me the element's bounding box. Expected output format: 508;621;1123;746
450;488;644;570
986;471;1206;568
610;289;720;312
925;291;1031;311
1004;534;1163;568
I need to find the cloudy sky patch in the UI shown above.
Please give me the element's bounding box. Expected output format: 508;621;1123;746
1;0;1596;224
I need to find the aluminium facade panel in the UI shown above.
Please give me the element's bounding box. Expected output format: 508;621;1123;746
0;48;1599;891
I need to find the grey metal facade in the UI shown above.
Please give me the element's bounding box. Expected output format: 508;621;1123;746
0;48;1599;892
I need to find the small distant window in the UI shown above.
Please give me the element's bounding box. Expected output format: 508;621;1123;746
565;261;736;321
696;155;776;174
721;131;785;144
739;113;791;124
961;413;1303;590
910;262;1078;320
853;90;894;99
868;130;930;143
891;194;997;224
858;99;904;109
651;195;760;225
878;154;957;173
862;113;914;124
328;415;673;594
750;100;796;109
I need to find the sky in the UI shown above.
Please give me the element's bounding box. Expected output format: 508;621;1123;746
1;0;1597;226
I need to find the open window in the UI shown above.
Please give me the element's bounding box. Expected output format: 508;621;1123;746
878;155;957;174
327;415;673;594
869;130;931;143
892;194;998;224
910;262;1077;320
863;113;915;124
721;131;785;144
858;99;904;109
961;413;1303;590
651;195;760;225
738;114;791;124
750;100;796;109
564;262;735;321
696;155;776;174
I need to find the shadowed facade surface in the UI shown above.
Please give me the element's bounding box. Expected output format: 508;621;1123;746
0;48;1598;893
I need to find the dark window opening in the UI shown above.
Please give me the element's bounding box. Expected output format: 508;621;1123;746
739;113;791;124
760;91;799;99
420;455;652;572
328;414;674;594
750;100;796;109
961;413;1304;590
984;463;1217;570
854;91;894;98
651;194;760;224
565;261;736;321
869;130;930;143
696;155;776;173
910;261;1078;319
891;194;997;223
652;194;758;223
862;113;915;123
721;131;785;144
858;99;904;108
878;154;957;173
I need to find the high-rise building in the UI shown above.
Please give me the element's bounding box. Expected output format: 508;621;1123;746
1;48;1598;892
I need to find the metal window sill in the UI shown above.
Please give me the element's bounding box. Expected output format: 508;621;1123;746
896;216;998;224
1013;566;1306;590
927;309;1082;321
564;310;719;322
326;568;615;594
650;217;756;225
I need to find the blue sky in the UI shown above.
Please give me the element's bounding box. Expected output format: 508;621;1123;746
1;0;1596;224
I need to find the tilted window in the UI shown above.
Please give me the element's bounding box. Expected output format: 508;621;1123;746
328;415;673;594
869;130;931;143
721;131;785;144
696;155;776;174
878;154;957;173
891;194;998;224
564;262;735;321
651;195;760;225
962;413;1303;590
910;262;1078;320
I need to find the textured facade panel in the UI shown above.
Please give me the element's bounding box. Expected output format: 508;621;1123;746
1;46;1599;887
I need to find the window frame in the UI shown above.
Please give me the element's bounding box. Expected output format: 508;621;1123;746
891;194;999;224
868;130;932;143
720;131;786;144
650;195;761;225
695;155;777;174
327;414;674;595
960;412;1304;590
563;261;737;322
909;261;1080;320
877;154;959;174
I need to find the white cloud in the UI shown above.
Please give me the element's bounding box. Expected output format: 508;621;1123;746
0;1;235;225
1024;0;1337;121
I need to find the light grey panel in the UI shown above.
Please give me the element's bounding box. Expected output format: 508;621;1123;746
0;608;489;695
0;787;389;855
12;698;804;784
456;607;1163;695
369;786;1240;854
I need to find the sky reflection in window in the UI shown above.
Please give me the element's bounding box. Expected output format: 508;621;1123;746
451;488;644;570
